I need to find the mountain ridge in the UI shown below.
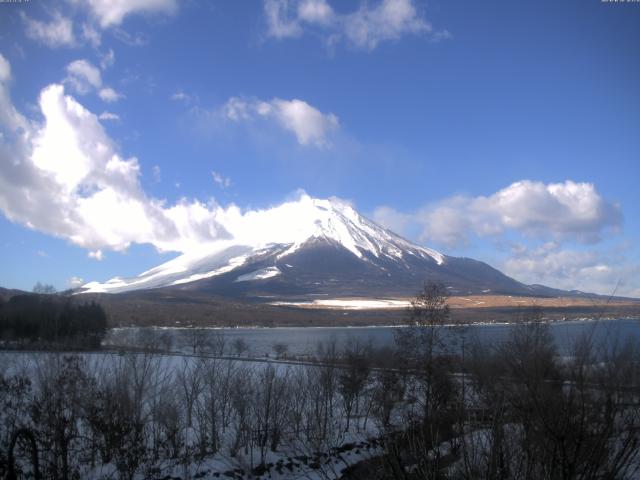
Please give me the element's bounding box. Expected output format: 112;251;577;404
78;195;610;300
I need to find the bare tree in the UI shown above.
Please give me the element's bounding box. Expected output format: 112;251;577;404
176;359;203;430
30;355;93;480
229;365;253;458
272;342;288;359
454;307;640;480
195;358;236;456
206;330;227;356
232;337;249;357
252;365;292;463
338;342;370;431
0;372;34;478
158;330;174;352
379;282;458;479
184;329;207;355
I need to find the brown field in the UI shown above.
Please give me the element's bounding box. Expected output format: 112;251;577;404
76;290;640;328
447;295;640;309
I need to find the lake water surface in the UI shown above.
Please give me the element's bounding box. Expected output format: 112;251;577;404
105;318;640;358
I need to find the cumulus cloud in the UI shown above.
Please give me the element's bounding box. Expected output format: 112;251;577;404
375;181;622;248
372;181;635;296
0;54;232;255
501;242;640;297
65;59;102;94
79;0;179;28
264;0;447;50
21;11;76;48
298;0;334;25
21;1;177;50
343;0;436;49
64;59;124;102
222;96;339;147
98;87;124;102
372;205;411;236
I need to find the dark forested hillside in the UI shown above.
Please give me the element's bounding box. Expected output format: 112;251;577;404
0;294;107;348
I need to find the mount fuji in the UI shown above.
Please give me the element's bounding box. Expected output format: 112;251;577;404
80;195;568;299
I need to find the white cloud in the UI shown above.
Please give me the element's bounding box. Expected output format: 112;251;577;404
22;0;177;50
222;96;339;147
21;11;75;48
112;28;149;46
81;0;179;28
501;242;640;297
0;54;27;130
81;23;102;48
64;59;123;102
372;181;634;296
171;91;189;102
88;250;104;261
0;56;232;255
100;49;115;70
65;59;102;94
375;181;622;248
264;0;445;50
212;171;231;189
99;111;120;121
298;0;334;25
372;205;411;236
344;0;433;50
170;90;197;105
68;276;85;288
98;87;124;102
264;0;304;38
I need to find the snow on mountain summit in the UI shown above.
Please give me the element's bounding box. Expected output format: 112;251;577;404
81;195;444;293
239;195;444;263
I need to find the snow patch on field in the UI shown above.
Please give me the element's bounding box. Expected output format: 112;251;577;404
272;298;411;310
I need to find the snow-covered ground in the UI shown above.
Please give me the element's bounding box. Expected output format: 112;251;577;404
0;351;388;480
270;298;411;309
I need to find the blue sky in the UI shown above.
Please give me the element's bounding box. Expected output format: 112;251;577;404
0;0;638;296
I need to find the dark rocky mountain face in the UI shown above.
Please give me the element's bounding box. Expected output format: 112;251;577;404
163;237;533;299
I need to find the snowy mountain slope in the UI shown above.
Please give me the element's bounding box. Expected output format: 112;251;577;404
81;195;534;297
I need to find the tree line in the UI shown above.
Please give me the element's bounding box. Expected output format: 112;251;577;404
0;294;108;348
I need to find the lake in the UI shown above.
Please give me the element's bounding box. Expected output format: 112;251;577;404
104;317;640;358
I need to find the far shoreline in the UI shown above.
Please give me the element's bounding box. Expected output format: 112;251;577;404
68;291;640;329
107;312;640;331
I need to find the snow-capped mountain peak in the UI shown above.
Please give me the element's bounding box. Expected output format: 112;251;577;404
81;195;444;294
256;196;443;263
